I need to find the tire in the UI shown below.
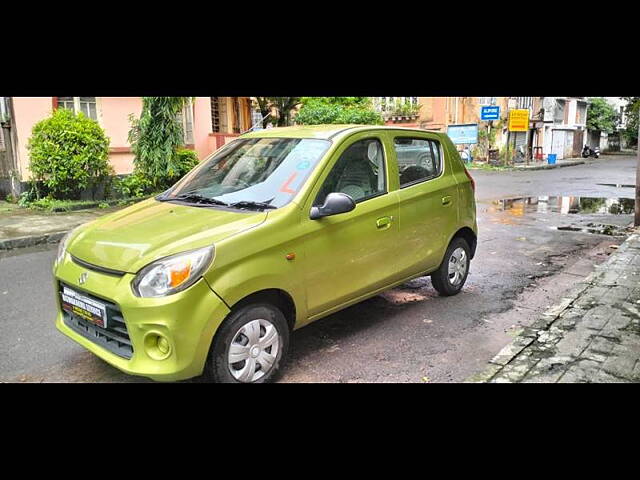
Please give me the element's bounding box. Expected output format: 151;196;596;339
431;237;471;296
204;303;290;383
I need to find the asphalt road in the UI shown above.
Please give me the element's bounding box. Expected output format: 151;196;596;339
0;155;636;383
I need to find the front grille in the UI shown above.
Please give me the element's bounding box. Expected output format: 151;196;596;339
71;255;126;277
60;283;133;359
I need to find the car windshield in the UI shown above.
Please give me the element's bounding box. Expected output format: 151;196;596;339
164;137;331;210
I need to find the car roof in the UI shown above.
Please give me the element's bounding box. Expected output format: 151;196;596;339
241;125;443;141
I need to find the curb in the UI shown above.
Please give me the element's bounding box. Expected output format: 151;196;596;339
465;232;640;383
0;231;68;251
469;159;586;172
513;160;585;171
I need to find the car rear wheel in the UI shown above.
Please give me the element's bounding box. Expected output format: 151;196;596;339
431;237;470;296
204;303;289;383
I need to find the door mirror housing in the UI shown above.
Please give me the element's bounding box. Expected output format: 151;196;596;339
310;192;356;220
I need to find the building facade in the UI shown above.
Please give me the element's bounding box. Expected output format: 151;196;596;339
537;97;588;160
373;96;590;161
0;96;253;196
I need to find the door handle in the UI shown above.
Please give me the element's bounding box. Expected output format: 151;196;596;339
442;196;453;206
376;216;393;230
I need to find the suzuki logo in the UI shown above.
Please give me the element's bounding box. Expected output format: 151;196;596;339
78;272;88;285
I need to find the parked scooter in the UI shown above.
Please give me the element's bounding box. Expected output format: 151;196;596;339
582;145;600;158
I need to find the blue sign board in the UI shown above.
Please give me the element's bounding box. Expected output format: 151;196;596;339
447;124;478;145
480;106;501;121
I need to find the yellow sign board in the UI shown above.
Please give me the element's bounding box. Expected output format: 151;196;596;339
508;109;530;132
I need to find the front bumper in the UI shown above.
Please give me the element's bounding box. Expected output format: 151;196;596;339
53;253;231;382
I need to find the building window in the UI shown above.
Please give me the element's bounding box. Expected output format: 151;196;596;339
554;100;566;124
576;102;587;125
211;97;221;133
57;97;98;120
181;101;194;145
516;97;533;110
478;97;496;106
375;97;418;113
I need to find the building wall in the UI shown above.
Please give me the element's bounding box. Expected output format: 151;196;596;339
100;97;143;175
10;96;251;182
12;97;53;181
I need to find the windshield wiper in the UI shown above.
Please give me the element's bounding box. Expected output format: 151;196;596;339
171;193;230;207
229;200;277;211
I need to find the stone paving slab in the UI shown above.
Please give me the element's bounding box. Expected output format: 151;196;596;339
469;232;640;383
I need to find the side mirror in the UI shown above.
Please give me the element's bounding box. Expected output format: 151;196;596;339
310;192;356;220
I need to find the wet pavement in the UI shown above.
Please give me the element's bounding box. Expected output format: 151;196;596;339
0;154;637;382
470;233;640;383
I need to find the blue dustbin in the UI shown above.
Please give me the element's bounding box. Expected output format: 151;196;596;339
548;154;557;165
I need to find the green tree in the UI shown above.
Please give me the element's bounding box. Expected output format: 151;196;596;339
128;97;196;189
586;97;618;133
27;108;112;199
294;97;384;125
253;97;301;127
622;97;639;146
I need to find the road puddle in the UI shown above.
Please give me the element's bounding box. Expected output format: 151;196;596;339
556;223;628;236
596;184;635;188
490;196;634;216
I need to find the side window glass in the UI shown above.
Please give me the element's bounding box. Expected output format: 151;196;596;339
393;138;442;187
315;138;386;206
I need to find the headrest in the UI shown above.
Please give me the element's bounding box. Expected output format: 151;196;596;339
367;142;380;162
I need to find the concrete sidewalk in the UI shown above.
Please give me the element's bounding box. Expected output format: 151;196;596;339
469;231;640;383
0;203;121;250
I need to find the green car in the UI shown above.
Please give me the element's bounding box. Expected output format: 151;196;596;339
53;125;477;383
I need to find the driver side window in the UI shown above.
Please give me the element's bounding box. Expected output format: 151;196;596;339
314;138;386;206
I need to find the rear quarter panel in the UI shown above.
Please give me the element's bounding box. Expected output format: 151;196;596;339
440;134;478;242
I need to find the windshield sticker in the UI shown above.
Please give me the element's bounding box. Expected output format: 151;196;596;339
296;161;311;170
280;172;298;195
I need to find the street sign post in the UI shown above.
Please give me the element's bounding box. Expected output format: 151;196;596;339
480;106;500;121
508;109;530;132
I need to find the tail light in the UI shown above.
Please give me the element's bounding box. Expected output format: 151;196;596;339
464;167;475;193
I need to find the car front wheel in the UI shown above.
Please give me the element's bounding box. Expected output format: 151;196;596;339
204;303;289;383
431;237;471;296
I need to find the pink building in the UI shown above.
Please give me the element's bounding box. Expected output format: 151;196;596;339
0;96;254;196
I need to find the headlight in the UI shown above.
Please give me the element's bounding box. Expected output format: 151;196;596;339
132;246;214;298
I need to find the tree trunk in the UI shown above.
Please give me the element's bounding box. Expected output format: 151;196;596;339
255;97;271;129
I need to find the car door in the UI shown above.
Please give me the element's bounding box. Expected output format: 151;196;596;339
391;132;459;279
300;133;400;319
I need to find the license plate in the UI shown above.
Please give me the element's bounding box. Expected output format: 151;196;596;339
60;286;108;328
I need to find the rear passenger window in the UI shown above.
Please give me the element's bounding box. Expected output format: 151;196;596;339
393;138;442;187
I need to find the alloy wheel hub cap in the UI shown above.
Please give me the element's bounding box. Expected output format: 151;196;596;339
448;247;468;286
228;318;280;383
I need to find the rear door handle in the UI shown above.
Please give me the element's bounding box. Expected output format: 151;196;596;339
376;216;393;230
442;196;453;206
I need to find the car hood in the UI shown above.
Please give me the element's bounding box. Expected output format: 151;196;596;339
67;198;267;273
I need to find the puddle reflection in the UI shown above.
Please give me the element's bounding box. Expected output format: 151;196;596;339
490;196;634;216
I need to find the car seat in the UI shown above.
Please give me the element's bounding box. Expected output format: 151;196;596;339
336;141;381;200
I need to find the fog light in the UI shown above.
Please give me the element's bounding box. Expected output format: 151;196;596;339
144;333;172;360
157;336;170;355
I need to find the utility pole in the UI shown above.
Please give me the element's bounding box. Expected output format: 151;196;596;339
636;119;640;226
